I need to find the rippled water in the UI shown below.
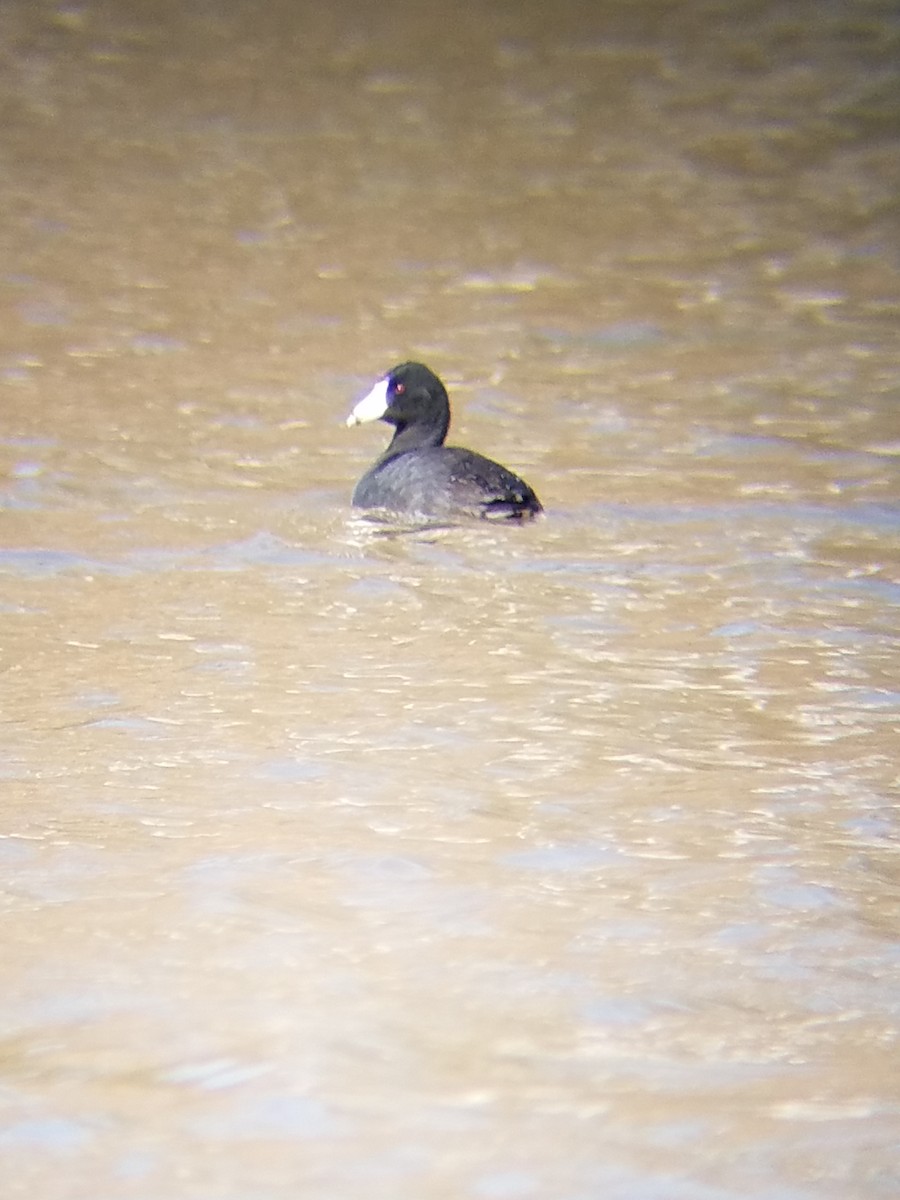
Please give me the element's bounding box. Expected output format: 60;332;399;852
2;2;898;1197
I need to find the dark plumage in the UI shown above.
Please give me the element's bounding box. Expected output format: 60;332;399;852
346;362;542;521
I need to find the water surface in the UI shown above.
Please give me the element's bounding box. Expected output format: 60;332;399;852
1;2;898;1198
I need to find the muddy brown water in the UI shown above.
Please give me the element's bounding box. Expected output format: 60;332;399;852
1;2;898;1198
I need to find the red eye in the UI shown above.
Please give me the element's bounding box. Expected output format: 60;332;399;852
394;382;405;395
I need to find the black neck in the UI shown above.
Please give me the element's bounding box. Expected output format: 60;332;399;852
381;415;449;459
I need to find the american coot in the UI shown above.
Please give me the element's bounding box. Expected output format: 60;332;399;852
346;362;543;521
